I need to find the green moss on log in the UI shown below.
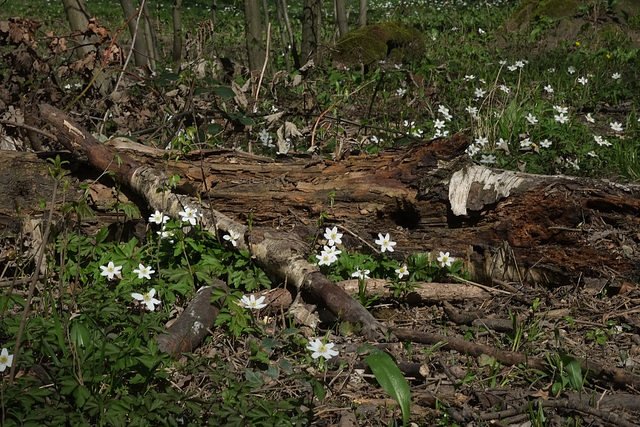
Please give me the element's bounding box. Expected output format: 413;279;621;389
333;22;425;66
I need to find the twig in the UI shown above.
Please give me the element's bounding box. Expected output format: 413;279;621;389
336;224;379;254
253;22;271;113
0;119;58;142
447;274;511;295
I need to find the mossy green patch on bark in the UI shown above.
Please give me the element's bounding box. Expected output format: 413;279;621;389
333;21;425;67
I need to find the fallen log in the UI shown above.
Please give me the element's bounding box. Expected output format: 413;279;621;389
100;125;639;290
33;102;640;328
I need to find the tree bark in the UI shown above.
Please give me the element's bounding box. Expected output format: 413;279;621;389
61;0;94;57
301;0;321;64
141;1;159;70
61;0;114;95
33;103;640;318
357;0;367;27
100;133;640;292
335;0;349;37
244;0;265;74
172;0;183;72
38;103;388;340
120;0;148;67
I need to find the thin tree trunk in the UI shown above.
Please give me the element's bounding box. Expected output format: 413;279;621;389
278;0;300;69
335;0;349;37
172;0;183;72
210;0;217;26
62;0;95;57
142;1;158;71
61;0;112;95
301;0;321;64
244;0;265;74
357;0;367;27
275;0;291;71
120;0;148;67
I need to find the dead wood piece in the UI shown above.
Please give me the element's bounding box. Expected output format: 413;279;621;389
394;328;640;390
158;280;227;358
479;397;639;427
339;279;490;303
39;104;139;183
443;301;514;333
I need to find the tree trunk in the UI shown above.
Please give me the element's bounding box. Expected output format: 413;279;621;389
277;0;300;69
357;0;367;27
141;1;159;70
172;0;183;72
244;0;265;74
335;0;349;37
210;0;217;26
39;103;388;340
61;0;113;95
275;0;291;71
120;0;148;67
61;0;94;57
101;134;640;292
301;0;321;64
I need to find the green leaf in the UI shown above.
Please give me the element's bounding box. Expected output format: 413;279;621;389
70;321;91;348
565;357;584;392
74;385;91;408
213;86;235;100
238;116;254;126
310;378;326;401
365;350;411;425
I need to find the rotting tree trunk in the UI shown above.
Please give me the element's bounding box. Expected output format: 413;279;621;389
103;134;640;291
32;105;640;293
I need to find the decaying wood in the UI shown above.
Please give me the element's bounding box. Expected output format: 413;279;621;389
100;121;639;290
393;327;640;390
39;103;387;340
157;280;227;358
339;278;491;303
30;103;640;394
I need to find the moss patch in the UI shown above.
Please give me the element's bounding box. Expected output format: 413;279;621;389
333;22;425;67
